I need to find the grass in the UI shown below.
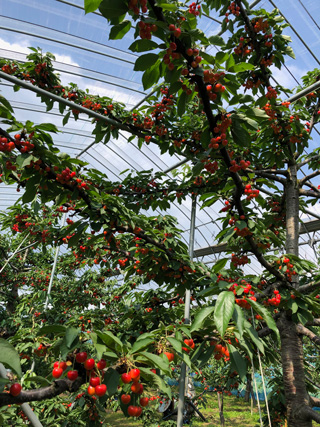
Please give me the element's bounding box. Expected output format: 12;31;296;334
193;393;260;427
103;394;260;426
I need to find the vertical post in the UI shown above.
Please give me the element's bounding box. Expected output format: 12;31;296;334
177;195;197;427
44;212;67;311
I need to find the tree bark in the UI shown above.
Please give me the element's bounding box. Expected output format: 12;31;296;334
278;315;312;426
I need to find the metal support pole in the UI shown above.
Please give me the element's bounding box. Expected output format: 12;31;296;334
177;195;197;427
0;363;43;427
0;234;29;274
43;212;66;311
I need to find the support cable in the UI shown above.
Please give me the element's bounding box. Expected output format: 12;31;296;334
267;0;320;66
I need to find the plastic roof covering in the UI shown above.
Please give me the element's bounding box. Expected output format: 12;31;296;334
0;0;319;278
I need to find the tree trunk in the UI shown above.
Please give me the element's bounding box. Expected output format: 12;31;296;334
281;162;311;426
244;375;251;402
278;315;311;427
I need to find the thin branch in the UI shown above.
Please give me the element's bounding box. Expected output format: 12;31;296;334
300;170;320;187
247;169;287;184
296;324;320;347
299;188;320;198
297;154;320;170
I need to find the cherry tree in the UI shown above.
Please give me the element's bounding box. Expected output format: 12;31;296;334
0;0;320;426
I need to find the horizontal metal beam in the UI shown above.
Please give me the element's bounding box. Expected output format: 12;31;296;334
193;219;320;257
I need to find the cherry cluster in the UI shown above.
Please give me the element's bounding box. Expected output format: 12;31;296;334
0;137;15;152
138;21;158;40
264;289;282;307
266;86;278;100
278;256;296;281
225;1;240;22
188;2;201;16
208;114;231;149
211;342;230;361
163;42;182;71
53;352;108;397
120;368;149;417
229;159;251;173
128;0;148;15
244;184;259;201
231;253;249;267
168;24;181;38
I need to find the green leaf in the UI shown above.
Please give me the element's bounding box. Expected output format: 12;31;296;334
233;305;245;338
248;299;279;338
226;54;235;71
177;91;188;116
0;95;13;112
0;339;22;377
99;0;127;19
109;20;131;40
62;111;71;126
139;367;172;397
16;154;38;169
229;63;255;72
23;375;51;387
134;54;159;72
95;331;123;351
208;35;226;47
103;368;120;397
167;337;182;353
65;327;79;348
142;59;161;90
228;344;247;382
190;306;215;332
137;351;170;375
244;321;264;354
38;325;67;335
212;258;228;273
131;338;154;354
22;175;39;204
84;0;103;13
214;292;235;337
129;39;159;53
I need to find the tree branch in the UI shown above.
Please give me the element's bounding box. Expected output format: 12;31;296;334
247;169;287;184
296;324;320;347
0;377;84;407
301;405;320;423
297;154;320;170
299;170;320;187
299;188;320;198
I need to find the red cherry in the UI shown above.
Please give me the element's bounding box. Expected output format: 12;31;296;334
128;405;138;417
52;368;63;379
136;406;142;417
140;397;149;407
75;352;87;363
150;369;156;374
131;382;141;394
54;361;67;371
121;373;131;384
87;385;96;395
168;24;176;31
84;358;95;370
121;394;131;404
10;383;22;396
129;368;140;380
90;376;101;387
97;359;106;370
164;352;174;362
95;384;107;397
67;370;78;381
